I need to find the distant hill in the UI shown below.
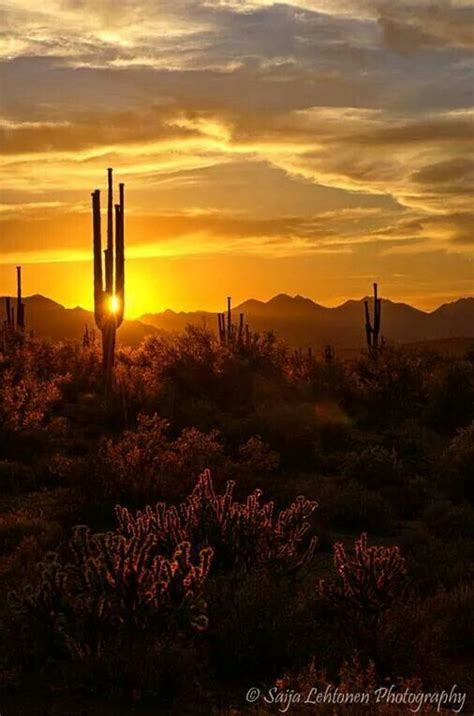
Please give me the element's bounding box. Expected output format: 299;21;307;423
141;294;474;350
1;293;473;350
0;295;161;346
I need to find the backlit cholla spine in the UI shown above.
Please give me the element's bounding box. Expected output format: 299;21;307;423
116;468;318;572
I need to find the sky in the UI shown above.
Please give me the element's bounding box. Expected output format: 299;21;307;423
0;0;473;317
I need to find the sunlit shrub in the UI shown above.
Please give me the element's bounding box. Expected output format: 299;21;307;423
91;413;223;503
0;368;64;433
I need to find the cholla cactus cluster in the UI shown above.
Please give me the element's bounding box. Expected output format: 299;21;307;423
319;533;407;617
11;525;213;660
116;468;318;571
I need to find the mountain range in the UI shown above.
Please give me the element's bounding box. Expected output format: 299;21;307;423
1;293;473;351
141;293;474;349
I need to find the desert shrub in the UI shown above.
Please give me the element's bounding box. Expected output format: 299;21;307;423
423;500;474;540
384;421;440;476
236;435;279;479
252;400;319;468
0;461;36;493
0;488;82;590
440;422;474;502
0;513;61;556
9;527;213;700
206;570;319;684
90;414;225;504
317;478;396;535
277;656;432;715
385;474;429;520
352;346;427;425
312;417;355;473
342;445;403;489
116;469;318;573
401;525;474;593
426;360;474;432
91;414;279;506
381;586;474;689
0;368;64;433
424;585;474;658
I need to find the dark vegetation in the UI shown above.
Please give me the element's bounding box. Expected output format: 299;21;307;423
0;327;473;713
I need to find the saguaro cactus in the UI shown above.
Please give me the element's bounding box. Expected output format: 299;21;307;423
5;297;12;330
364;282;382;350
91;168;125;384
217;296;248;345
16;266;25;330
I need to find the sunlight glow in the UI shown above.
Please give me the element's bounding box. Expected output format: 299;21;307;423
109;294;120;314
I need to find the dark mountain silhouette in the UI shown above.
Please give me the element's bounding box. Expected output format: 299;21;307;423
1;293;473;349
0;295;161;346
141;294;474;349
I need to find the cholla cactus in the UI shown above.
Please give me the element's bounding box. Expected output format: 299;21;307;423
116;468;318;572
318;533;407;617
10;526;213;662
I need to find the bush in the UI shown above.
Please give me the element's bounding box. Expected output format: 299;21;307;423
423;500;474;540
426;361;474;432
206;570;319;684
0;461;36;493
401;525;474;593
343;445;403;490
441;422;474;503
317;478;396;535
90;414;225;504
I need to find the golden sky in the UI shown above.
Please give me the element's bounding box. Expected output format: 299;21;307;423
0;0;473;316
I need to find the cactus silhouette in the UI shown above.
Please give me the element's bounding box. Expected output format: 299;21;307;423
217;296;249;345
16;266;25;330
364;282;382;350
91;168;125;385
1;266;25;352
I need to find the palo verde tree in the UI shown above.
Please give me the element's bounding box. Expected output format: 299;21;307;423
91;168;125;385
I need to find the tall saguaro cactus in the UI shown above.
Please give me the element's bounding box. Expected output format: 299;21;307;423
16;266;25;330
217;295;248;345
364;282;382;350
91;168;125;384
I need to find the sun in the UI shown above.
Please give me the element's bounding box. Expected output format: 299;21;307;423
109;294;120;314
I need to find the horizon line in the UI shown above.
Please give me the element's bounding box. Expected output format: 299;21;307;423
2;291;473;321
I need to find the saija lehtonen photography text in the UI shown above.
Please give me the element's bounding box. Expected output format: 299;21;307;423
247;684;467;713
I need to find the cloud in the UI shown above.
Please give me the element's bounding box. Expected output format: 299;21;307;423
0;0;472;289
